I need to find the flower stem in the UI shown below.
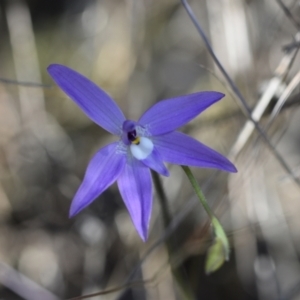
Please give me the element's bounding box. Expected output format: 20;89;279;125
152;171;171;227
181;166;230;270
152;172;195;300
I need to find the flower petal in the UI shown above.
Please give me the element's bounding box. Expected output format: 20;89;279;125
117;157;152;241
153;132;237;172
141;148;169;176
69;142;126;217
139;92;224;135
48;64;125;135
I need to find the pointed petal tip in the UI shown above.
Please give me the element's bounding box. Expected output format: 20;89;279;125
69;203;82;218
163;169;170;177
47;64;54;70
224;158;238;173
140;232;148;242
219;92;225;99
68;210;76;219
47;63;62;74
138;227;149;242
47;64;71;80
229;164;238;173
208;91;225;100
213;159;237;173
159;166;170;177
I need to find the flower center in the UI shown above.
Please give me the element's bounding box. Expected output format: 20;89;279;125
122;120;153;160
127;129;140;145
130;137;153;160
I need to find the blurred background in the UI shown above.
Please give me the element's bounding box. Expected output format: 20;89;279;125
0;0;300;299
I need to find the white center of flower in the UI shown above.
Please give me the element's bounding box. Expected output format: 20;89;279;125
130;137;154;160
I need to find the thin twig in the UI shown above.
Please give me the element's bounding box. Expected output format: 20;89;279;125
0;77;52;88
265;71;300;133
275;0;300;30
180;0;300;185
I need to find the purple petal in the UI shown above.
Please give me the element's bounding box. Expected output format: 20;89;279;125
153;132;237;172
48;64;125;135
139;92;224;135
69;142;126;217
117;157;152;241
141;148;169;176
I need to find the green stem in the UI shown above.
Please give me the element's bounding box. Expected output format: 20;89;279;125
181;166;230;261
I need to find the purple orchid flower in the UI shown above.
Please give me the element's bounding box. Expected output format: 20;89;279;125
47;64;237;241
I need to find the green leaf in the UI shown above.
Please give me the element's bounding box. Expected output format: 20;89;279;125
205;237;226;274
211;216;230;261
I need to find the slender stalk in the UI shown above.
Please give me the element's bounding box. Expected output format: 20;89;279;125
152;172;195;300
181;166;229;261
181;166;213;219
152;172;172;227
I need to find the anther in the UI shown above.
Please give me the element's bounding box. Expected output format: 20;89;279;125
132;137;140;145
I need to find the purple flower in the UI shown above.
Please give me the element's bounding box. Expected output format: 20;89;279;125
47;64;237;241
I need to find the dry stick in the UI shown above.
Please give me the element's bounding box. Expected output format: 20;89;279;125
249;33;298;158
230;48;298;158
0;262;59;300
237;40;300;171
180;0;300;185
262;71;300;139
248;71;300;179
